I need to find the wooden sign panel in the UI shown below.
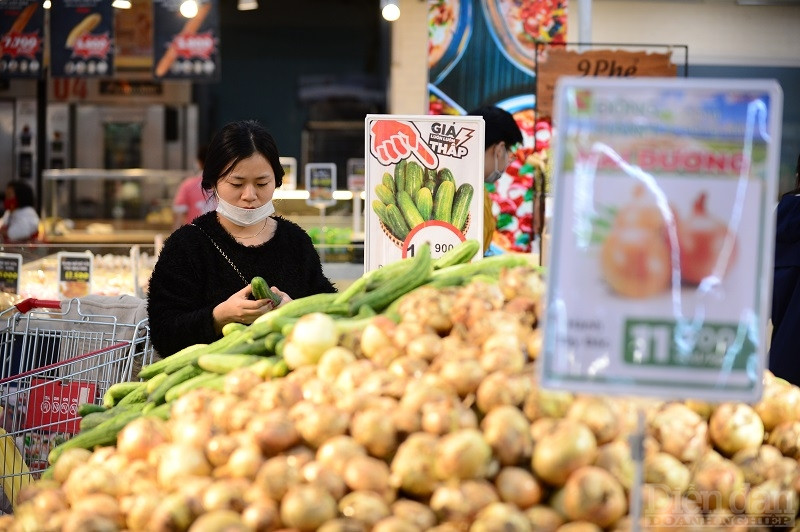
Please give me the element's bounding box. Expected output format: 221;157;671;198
537;48;677;117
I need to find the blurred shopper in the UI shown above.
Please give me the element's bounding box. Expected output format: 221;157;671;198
468;106;523;255
172;144;217;230
770;152;800;385
0;181;39;243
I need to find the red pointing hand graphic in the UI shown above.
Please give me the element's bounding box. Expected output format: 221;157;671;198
370;119;439;169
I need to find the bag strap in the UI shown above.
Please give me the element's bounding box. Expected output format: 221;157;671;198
190;223;249;286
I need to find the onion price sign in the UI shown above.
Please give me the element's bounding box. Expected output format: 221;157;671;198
364;114;485;272
540;77;783;403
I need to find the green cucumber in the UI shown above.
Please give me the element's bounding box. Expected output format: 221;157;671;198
164;372;220;402
251;276;282;306
222;322;247;336
103;381;146;408
433;239;481;270
433;180;455;224
77;403;106;417
451;183;474;232
197;353;264;374
148;364;204;406
397;191;424;228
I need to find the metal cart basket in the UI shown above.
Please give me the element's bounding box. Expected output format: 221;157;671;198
0;297;154;512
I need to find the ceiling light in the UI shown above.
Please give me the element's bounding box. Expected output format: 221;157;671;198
238;0;258;10
112;0;132;8
43;0;51;7
179;0;199;18
381;0;400;21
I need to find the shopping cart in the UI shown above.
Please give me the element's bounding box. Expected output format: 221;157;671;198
0;297;154;513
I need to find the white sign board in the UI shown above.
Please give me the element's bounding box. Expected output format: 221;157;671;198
364;114;484;271
279;157;297;190
57;251;94;299
541;77;783;403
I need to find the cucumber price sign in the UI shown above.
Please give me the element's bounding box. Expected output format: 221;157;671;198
540;77;783;403
364;114;485;272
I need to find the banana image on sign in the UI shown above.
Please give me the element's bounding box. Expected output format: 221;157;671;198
65;13;101;48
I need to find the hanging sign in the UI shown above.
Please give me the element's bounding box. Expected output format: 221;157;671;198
57;251;93;299
537;48;678;117
540;77;783;403
279;157;297;191
0;0;44;79
50;0;115;78
152;0;220;81
347;158;365;193
0;253;22;295
305;163;337;208
364;114;484;271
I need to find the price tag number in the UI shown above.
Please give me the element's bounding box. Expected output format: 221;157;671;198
64;271;89;281
623;320;754;370
0;271;18;281
402;221;465;260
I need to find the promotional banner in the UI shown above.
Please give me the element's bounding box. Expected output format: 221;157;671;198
541;77;783;403
427;0;567;253
152;0;220;81
0;0;44;79
365;115;484;271
50;0;115;78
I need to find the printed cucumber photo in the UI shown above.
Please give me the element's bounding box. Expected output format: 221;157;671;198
373;159;474;241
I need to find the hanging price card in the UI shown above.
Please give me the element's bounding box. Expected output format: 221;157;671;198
57;251;93;299
0;252;22;294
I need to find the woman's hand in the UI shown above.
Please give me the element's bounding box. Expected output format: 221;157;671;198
268;286;292;307
212;284;275;333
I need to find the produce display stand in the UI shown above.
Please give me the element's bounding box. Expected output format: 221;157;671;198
0;298;154;512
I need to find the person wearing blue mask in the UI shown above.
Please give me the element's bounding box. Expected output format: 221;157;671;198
468;106;523;255
147;119;336;357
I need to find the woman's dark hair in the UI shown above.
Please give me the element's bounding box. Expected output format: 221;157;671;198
7;181;35;208
468;105;523;149
201;120;284;191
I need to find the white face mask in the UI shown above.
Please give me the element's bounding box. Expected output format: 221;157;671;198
216;196;275;226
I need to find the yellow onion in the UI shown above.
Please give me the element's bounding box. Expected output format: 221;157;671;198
241;499;280;532
318;517;369;531
61;511;118;532
767;420;800;460
302;460;348;500
338;490;392;529
593;440;635;491
480;405;533;466
52;447;93;484
217;441;264;480
686;457;745;512
532;419;597;486
437;357;486;398
645;452;691;494
524;505;565;531
187;509;248;531
371;516;422;532
523;386;574;421
147;491;195;532
562;466;627;528
360;317;396;359
389;432;440;496
731;444;785;486
248;378;303;410
246;407;299;456
253;455;301;501
755;378;800;431
122;491;162;531
494;466;542;509
156;444;212;488
434;428;493;480
117;416;171;462
475;371;530;414
708;402;765;457
567;395;622;445
390;499;437;530
429;480;498;526
343;455;395;502
317;435;367;476
223;366;264;397
744;478;799;519
280;483;338;531
648;402;708;463
63;462;121;505
317;346;358;382
284;312;340;369
421;398;478;436
294;402;350;448
350;407;399;458
470;502;531;531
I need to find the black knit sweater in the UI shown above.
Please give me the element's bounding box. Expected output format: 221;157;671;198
147;212;336;356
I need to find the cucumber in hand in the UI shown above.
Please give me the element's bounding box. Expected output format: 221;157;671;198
251;276;282;306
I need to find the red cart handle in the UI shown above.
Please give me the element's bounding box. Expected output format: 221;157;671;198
13;298;62;314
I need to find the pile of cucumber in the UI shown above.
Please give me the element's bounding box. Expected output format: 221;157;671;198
373;159;474;241
48;239;531;470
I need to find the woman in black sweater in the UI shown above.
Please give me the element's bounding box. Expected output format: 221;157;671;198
147;120;336;356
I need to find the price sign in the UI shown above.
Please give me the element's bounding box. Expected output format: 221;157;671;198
401;220;465;259
57;251;93;299
305;162;337;208
279;156;297;191
0;252;22;294
364;114;485;272
540;77;783;403
25;378;95;434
